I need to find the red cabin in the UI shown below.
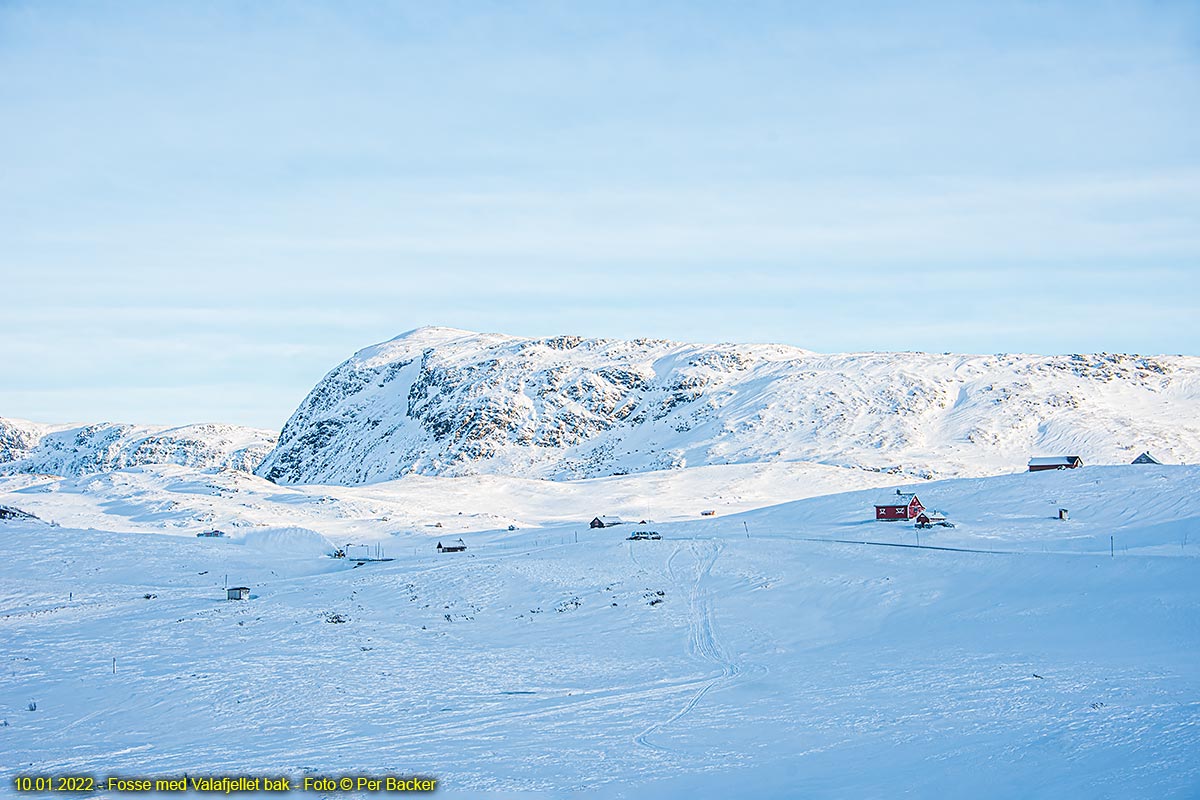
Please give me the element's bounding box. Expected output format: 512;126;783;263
874;490;924;521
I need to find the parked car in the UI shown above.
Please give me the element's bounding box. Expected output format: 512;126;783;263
627;530;661;540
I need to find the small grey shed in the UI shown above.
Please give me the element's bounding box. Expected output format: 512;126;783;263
227;586;251;601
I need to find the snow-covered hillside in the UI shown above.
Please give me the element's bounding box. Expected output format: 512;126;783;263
1;464;1197;797
257;326;1200;485
0;461;908;542
0;417;276;478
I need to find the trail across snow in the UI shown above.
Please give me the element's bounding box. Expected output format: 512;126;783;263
634;541;742;754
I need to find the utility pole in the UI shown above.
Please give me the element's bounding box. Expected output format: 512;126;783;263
1110;536;1114;558
743;521;749;538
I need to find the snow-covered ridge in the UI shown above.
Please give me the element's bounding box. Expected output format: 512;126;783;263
0;417;277;478
256;326;1200;485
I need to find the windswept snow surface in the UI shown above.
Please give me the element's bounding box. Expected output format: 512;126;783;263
1;463;1198;798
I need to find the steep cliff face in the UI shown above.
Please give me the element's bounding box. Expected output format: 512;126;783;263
256;327;1200;485
0;417;276;477
0;417;45;464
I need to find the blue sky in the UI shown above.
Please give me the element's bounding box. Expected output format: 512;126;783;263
1;1;1197;429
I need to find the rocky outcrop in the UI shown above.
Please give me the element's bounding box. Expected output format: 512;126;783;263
0;418;276;478
255;327;1200;485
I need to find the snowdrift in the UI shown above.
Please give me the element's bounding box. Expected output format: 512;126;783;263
237;526;334;558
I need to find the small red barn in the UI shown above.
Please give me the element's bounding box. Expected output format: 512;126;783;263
874;490;924;521
914;510;945;525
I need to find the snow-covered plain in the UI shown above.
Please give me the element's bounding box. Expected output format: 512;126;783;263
2;463;1198;798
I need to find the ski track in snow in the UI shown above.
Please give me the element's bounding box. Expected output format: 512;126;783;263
635;539;746;755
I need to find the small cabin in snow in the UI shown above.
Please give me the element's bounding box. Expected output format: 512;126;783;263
227;587;250;601
1028;456;1083;472
874;490;924;521
1131;452;1163;465
590;516;624;529
437;539;467;553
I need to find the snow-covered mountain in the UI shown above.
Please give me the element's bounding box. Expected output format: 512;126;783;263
0;417;276;477
256;326;1200;485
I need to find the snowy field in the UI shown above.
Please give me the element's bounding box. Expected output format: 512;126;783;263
1;464;1198;798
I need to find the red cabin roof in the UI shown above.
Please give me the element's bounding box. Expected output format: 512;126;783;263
874;490;921;509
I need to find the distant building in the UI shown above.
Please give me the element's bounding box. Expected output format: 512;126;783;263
227;587;250;601
1028;456;1083;472
1131;452;1163;465
344;544;371;560
874;490;924;521
590;516;624;528
196;529;225;538
437;539;467;553
700;510;716;517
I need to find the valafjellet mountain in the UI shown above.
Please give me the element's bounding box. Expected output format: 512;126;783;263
255;327;1200;485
